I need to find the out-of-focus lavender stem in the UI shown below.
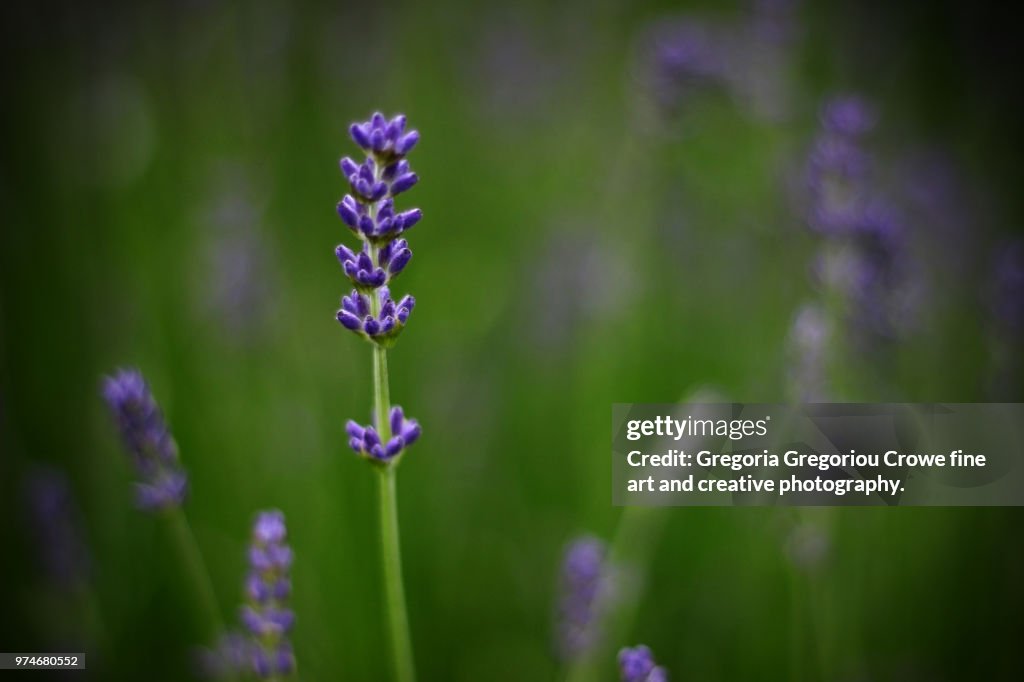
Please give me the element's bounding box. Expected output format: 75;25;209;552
165;508;226;646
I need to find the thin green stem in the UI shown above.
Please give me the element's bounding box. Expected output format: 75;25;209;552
369;326;415;682
378;466;416;682
165;508;225;640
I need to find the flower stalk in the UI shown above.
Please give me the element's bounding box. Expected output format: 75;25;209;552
335;112;423;682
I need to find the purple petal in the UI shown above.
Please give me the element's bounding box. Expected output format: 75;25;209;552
395;130;420;155
337;310;361;330
349;124;370;149
390;173;418;195
388;247;412;275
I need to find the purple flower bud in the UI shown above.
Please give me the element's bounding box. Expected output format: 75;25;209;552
349;123;371;150
337;197;359;228
370;127;386;152
102;368;188;511
400;420;421;445
397;208;422;231
340;156;359;177
388;247;412;275
385;115;405;141
390;173;418;196
385;437;404;458
389;406;404;435
395;130;420;155
619;645;667;682
275;644;295;675
337;310;361;330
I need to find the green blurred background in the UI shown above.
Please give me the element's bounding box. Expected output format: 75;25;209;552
2;0;1022;680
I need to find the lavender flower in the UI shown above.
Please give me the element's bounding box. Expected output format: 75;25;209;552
642;19;735;116
239;510;295;678
557;536;608;660
806;95;875;235
334;112;422;680
619;645;668;682
24;467;90;589
346;406;421;464
803;96;921;343
821;96;876;137
102;368;188;510
335;111;421;352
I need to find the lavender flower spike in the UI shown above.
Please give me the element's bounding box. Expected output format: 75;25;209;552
240;510;296;678
619;645;669;682
336;111;421;350
335;111;422;682
102;368;188;510
557;536;608;660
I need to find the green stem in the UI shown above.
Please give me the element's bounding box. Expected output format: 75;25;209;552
165;508;225;640
370;334;416;682
378;466;416;682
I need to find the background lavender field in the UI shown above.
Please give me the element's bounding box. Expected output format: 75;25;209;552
1;0;1022;680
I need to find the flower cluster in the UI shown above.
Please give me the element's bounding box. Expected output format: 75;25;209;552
335;239;413;291
619;645;668;682
336;112;424;467
336;287;416;346
806;95;875;235
347;406;421;465
335;113;421;346
646;19;733;114
102;368;188;511
804;96;918;341
239;510;295;678
556;536;608;660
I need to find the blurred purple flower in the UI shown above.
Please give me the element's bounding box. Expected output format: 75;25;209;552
196;167;277;344
239;510;295;678
556;536;608;660
806;95;876;236
803;96;923;342
642;18;735;114
102;368;188;511
530;229;636;350
820;96;876;137
24;467;91;589
619;645;668;682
